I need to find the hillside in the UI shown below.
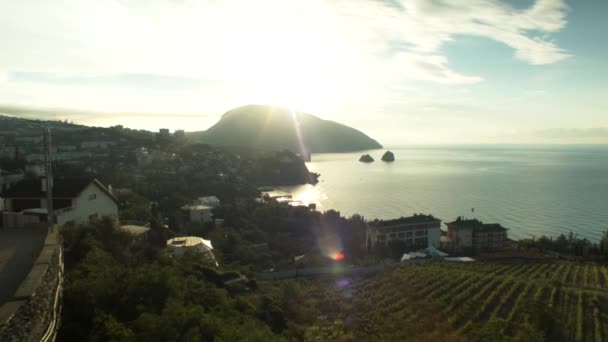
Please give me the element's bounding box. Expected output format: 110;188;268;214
188;105;382;153
0;114;316;186
266;261;608;341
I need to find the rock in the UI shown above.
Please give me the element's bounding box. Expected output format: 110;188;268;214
359;154;374;163
381;151;395;162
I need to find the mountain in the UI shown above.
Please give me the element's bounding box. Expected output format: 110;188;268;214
188;105;382;153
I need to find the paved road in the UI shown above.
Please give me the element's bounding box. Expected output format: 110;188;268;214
0;227;46;305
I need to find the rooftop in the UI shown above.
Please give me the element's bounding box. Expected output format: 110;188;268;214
478;223;509;232
194;196;220;207
447;217;508;232
1;177;117;204
167;236;213;250
371;214;440;228
181;204;214;211
120;225;151;236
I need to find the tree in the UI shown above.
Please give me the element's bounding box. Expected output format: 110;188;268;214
600;230;608;257
388;239;408;260
148;203;167;248
372;242;391;260
89;311;135;342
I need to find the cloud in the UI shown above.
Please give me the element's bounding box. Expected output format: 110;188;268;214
0;103;211;131
538;128;608;139
0;0;571;116
7;72;227;90
371;0;570;65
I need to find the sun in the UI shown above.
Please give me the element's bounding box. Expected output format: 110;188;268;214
205;2;357;114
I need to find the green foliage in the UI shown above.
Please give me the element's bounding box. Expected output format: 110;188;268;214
90;311;136;342
58;219;281;341
519;231;607;260
117;192;152;223
387;239;408;260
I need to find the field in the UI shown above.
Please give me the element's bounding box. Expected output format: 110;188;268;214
275;261;608;341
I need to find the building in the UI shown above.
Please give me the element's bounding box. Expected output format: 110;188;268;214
1;177;119;227
80;141;114;149
15;136;42;144
134;147;175;166
166;236;218;266
366;214;442;249
181;204;214;225
0;170;24;211
0;169;24;193
57;145;77;152
446;217;509;252
0;146;17;159
120;224;150;240
24;153;45;163
159;128;170;136
193;196;220;207
174;130;186;139
54;151;92;161
181;196;220;227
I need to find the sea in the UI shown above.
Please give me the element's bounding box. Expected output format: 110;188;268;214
268;145;608;242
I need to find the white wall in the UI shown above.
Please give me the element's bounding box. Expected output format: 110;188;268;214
427;227;441;248
57;183;118;225
190;207;212;223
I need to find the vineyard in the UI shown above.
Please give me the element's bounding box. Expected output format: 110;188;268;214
287;261;608;341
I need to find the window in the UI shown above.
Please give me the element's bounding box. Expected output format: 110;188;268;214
398;232;406;238
377;234;386;242
414;237;428;248
89;193;97;200
415;230;427;237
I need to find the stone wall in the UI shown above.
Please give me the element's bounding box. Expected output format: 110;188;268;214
0;228;62;342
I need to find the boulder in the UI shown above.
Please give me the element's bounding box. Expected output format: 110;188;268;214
359;154;374;163
381;151;395;162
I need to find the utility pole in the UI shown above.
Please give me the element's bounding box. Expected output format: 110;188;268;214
43;127;54;230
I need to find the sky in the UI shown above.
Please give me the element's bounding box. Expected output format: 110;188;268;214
0;0;607;145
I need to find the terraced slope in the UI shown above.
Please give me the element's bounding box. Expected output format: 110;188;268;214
290;261;608;341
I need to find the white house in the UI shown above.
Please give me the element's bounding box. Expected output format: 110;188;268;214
194;196;220;207
166;236;218;266
181;196;220;226
1;177;119;227
181;204;213;224
367;214;442;250
120;224;151;239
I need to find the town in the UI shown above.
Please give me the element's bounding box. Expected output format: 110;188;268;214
1;117;515;268
1;116;607;341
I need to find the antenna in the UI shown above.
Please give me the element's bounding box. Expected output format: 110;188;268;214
43;127;54;229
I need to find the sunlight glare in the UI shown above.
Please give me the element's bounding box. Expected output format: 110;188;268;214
205;1;357;113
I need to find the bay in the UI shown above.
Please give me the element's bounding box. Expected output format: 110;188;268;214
270;145;608;242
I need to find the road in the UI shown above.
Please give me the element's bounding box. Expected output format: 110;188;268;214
256;258;431;280
0;226;46;305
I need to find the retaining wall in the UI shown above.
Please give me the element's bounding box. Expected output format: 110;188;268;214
0;228;63;342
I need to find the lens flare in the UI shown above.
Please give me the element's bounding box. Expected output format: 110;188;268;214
336;278;350;288
333;252;345;261
289;108;310;161
316;233;343;260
